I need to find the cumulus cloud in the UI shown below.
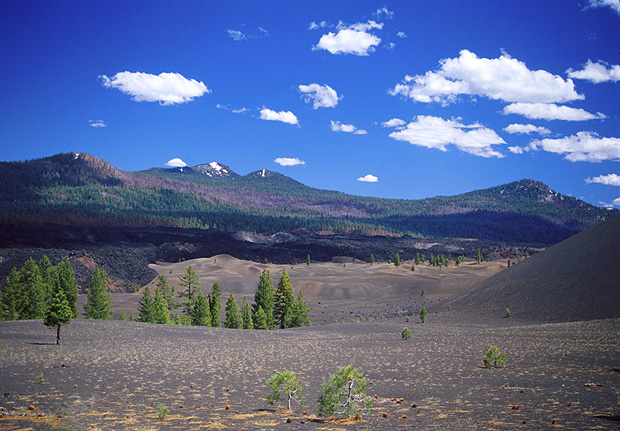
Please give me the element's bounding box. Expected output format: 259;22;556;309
567;60;620;83
274;157;306;167
165;158;187;168
508;146;525;154
382;118;406;128
503;123;551;135
388;115;506;158
227;29;247;41
397;31;407;38
503;103;606;121
100;71;210;105
308;21;328;30
614;197;620;207
530;132;620;162
313;21;382;56
586;0;620;15
89;120;106;128
586;173;620;186
260;108;299;125
298;83;341;109
330;120;367;135
389;50;583;105
357;174;378;183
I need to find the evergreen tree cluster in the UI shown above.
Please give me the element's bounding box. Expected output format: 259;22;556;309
136;266;311;330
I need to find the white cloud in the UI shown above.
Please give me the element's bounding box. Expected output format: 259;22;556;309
508;146;525;154
503;123;551;135
357;174;378;183
382;118;406;128
227;29;247;41
274;157;306;167
397;31;407;38
503;103;606;121
389;50;583;105
298;83;341;109
374;6;394;20
232;107;248;114
89;120;106;128
388;115;506;158
260;108;299;125
586;173;620;186
258;27;270;37
100;71;210;105
313;21;382;56
614;197;620;207
330;120;367;135
308;21;328;30
586;0;620;15
385;42;396;50
567;60;620;83
530;132;620;162
165;158;187;168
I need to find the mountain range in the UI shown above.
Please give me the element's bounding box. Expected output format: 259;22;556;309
0;152;615;244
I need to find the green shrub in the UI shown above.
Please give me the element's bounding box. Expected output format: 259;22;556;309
316;365;372;419
401;327;412;339
420;306;427;323
157;403;169;421
505;308;511;318
483;346;508;369
266;371;305;410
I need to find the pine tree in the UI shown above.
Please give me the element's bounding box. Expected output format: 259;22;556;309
119;312;127;321
15;257;47;320
411;264;415;272
369;254;375;265
291;292;311;327
241;296;254;329
177;265;201;315
209;282;222;327
253;270;275;330
0;268;19;321
253;306;267;330
152;288;171;324
129;312;136;322
38;255;55;303
156;274;177;311
420;306;427;323
274;269;295;329
55;257;78;318
306;253;311;266
191;291;211;326
224;292;242;329
83;266;114;319
415;252;420;265
44;280;73;345
394;253;401;267
138;287;154;323
476;248;483;263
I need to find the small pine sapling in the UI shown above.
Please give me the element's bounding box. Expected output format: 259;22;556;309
505;308;511;318
157;403;169;421
420;306;427;323
119;312;127;321
483;346;508;369
266;371;305;410
401;327;412;339
316;365;372;419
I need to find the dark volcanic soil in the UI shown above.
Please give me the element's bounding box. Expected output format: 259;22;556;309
0;223;544;292
0;315;618;430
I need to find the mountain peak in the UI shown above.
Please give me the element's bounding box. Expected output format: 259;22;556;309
192;162;238;178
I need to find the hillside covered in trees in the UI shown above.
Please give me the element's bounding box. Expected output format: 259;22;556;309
0;152;615;244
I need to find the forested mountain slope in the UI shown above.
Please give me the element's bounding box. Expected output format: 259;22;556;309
0;152;614;244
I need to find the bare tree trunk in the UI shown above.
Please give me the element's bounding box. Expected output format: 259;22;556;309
56;325;61;345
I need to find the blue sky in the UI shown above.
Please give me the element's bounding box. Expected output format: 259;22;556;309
1;1;619;207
